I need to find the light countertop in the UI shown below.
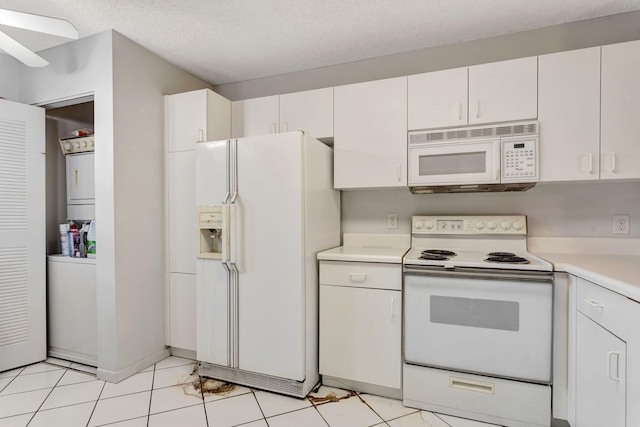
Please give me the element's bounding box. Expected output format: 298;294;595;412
534;252;640;303
317;233;410;264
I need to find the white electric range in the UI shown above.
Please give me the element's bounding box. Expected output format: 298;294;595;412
402;215;554;427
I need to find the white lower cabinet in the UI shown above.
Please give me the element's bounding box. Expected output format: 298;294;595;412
319;261;402;396
570;276;640;427
169;272;197;352
576;312;626;427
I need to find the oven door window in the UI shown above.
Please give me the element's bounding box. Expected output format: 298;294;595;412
403;272;552;383
430;296;519;331
408;139;500;186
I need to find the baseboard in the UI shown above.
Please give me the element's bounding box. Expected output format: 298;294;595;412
97;347;170;383
170;347;196;360
322;376;402;399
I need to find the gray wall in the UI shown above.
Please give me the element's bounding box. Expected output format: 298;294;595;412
0;54;20;101
341;182;640;238
215;10;640;100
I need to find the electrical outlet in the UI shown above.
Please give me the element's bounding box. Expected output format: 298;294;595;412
613;214;630;235
388;213;398;229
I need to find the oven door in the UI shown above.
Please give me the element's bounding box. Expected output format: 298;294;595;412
408;139;500;186
404;266;553;383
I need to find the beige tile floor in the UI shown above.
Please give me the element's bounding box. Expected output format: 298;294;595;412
0;356;502;427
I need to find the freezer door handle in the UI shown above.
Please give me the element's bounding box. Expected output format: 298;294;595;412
230;262;240;369
227;204;237;265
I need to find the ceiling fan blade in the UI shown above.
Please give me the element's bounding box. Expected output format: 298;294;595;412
0;8;78;39
0;30;48;67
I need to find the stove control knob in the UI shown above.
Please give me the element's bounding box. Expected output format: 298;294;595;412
415;221;423;230
474;221;485;230
424;221;434;230
73;141;80;149
500;220;512;230
486;221;497;230
82;141;88;148
513;220;524;231
89;140;94;148
63;142;72;151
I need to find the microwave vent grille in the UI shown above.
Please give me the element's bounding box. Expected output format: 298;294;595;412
410;121;538;145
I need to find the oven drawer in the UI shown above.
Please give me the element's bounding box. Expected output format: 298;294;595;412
403;364;551;427
576;278;635;341
319;261;401;290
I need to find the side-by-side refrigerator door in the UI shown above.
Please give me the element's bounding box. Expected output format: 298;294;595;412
195;140;229;367
234;132;306;381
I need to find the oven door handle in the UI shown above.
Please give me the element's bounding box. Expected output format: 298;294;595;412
403;266;553;282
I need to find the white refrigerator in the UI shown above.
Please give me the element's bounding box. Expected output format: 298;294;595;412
195;131;340;397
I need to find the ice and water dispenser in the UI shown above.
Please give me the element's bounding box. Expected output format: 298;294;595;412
196;206;225;259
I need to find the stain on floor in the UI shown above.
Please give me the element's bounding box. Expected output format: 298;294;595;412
177;364;237;398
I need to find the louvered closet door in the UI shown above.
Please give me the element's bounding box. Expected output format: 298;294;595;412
0;100;46;372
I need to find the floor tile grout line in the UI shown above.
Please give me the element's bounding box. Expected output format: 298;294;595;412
146;362;156;427
85;370;108;427
249;389;269;426
26;366;68;426
357;394;393;425
312;402;331;427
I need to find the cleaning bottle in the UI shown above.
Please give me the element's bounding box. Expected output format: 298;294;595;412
87;220;96;259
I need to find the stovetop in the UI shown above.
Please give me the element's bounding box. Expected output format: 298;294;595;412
404;215;553;272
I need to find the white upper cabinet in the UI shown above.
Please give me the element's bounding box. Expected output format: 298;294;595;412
231;88;334;139
601;40;640;180
334;76;408;189
166;88;231;152
279;87;333;139
538;47;601;182
408;67;468;130
468;56;538;125
231;95;279;138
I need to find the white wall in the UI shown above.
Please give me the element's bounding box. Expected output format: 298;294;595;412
0;54;20;101
110;31;211;374
215;10;640;100
19;29;211;380
341;181;640;238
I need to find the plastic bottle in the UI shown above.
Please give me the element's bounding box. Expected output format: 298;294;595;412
59;223;71;256
87;221;96;259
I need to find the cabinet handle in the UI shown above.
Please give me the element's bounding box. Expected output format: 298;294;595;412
584;153;593;173
610;152;616;173
271;122;277;134
476;100;480;118
390;297;396;318
282;122;289;132
584;298;604;308
74;168;79;187
198;129;204;142
457;101;462;120
397;165;402;182
349;273;367;282
607;351;620;382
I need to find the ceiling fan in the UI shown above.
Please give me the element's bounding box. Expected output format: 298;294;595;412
0;8;78;67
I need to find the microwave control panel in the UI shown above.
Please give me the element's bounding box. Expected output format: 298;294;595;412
502;138;538;182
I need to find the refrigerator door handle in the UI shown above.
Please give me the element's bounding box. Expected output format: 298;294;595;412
221;205;230;263
230;262;240;369
230;139;239;203
222;140;231;204
227;204;237;265
222;261;232;367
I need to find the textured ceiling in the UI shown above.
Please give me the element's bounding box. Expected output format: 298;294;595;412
2;0;640;85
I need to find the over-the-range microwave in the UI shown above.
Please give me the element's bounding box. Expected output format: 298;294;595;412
408;121;539;194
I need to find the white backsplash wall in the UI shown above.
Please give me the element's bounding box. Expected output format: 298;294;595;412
341;181;640;238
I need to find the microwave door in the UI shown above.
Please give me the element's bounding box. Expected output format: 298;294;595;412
408;139;500;186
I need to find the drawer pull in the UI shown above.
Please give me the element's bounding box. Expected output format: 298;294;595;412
608;351;620;382
449;377;495;395
585;299;605;309
349;273;367;282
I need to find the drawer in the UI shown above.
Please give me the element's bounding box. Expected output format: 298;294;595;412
576;277;636;340
319;260;401;290
403;363;551;427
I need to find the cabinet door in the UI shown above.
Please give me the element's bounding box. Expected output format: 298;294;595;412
231;95;279;138
469;56;537;124
408;67;468;130
169;272;196;351
334;77;407;189
280;88;333;139
168;151;196;274
601;40;640;179
576;312;626;427
320;285;401;389
166;89;206;152
538;48;601;182
66;153;95;203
